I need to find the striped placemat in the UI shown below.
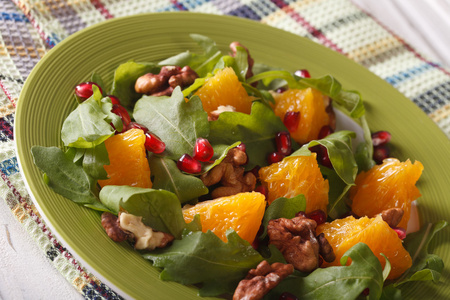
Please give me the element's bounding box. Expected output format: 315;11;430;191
1;0;449;298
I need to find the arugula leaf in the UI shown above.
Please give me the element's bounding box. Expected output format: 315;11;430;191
266;243;387;300
320;165;351;219
82;143;109;180
148;155;208;204
202;141;241;173
90;72;105;95
99;185;189;238
101;96;123;132
133;87;209;160
110;60;159;109
380;285;402;300
143;230;263;297
395;221;448;285
61;96;114;148
291;131;358;186
31;146;109;212
213;46;249;81
209;101;289;170
260;195;306;239
159;34;222;78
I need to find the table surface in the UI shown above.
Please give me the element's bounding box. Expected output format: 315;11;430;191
1;0;449;299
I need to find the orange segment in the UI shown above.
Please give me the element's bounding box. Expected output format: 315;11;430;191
98;128;152;188
317;215;412;279
272;88;330;144
182;192;266;243
350;158;423;229
259;154;329;214
194;67;254;118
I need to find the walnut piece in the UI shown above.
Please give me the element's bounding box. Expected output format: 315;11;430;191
101;212;129;242
200;147;256;198
119;213;174;250
268;216;336;272
233;260;293;300
209;105;236;121
135;65;198;97
380;208;404;228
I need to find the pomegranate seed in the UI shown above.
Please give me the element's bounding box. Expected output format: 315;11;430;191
254;185;268;199
295;211;307;218
306;209;327;225
283;111;300;133
279;292;298;300
267;152;285;164
193;138;214;162
75;82;102;100
108;95;121;105
251;238;259;250
373;144;390;164
127;122;149;133
236;143;246;153
111;104;131;127
294;69;311;78
145;132;166;154
276;87;287;93
372;131;391;147
319;146;333;168
393;227;406;240
177;154;202;174
318;125;334;139
249;166;260;178
275;131;292;155
362;288;370;296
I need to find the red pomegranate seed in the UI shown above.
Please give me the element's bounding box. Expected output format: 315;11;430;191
279;292;299;300
372;131;391;147
306;209;327;225
108;95;121;105
177;154;202;174
236;143;246;153
295;211;307;218
393;227;406;240
275;131;292;155
276;87;287;93
254;185;268;198
373;144;390;164
127;122;149;133
362;288;370;296
193;138;214;162
267;152;285;164
283;111;300;133
251;238;259;250
318;145;332;169
249;166;260;178
318;125;334;139
145;132;166;154
294;69;311;78
75;82;102;100
111;104;131;127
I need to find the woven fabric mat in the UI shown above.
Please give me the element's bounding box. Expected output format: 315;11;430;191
1;0;449;298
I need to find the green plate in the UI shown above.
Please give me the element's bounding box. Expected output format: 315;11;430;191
15;12;450;299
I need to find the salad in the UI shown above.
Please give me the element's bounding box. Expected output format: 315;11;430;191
31;34;446;300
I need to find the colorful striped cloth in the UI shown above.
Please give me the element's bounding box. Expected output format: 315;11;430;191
1;0;449;298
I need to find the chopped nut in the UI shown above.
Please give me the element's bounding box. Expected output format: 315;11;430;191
135;65;198;96
101;212;129;242
233;261;293;300
380;208;404;228
209;105;236;121
200;148;256;198
119;213;174;250
317;233;336;263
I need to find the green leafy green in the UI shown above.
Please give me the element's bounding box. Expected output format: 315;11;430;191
101;96;123;132
266;243;388;300
395;221;448;286
31;146;109;212
291;130;358;186
148;155;208;204
90;72;105;95
159;34;222;78
110;60;159;109
320;165;351;219
202;141;241;173
209;101;291;170
99;185;189;238
82;143;109;180
143;230;263;297
213;46;248;81
61;96;114;148
260;195;306;239
133;87;209;160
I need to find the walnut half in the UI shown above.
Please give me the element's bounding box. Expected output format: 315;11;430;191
233;260;294;300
